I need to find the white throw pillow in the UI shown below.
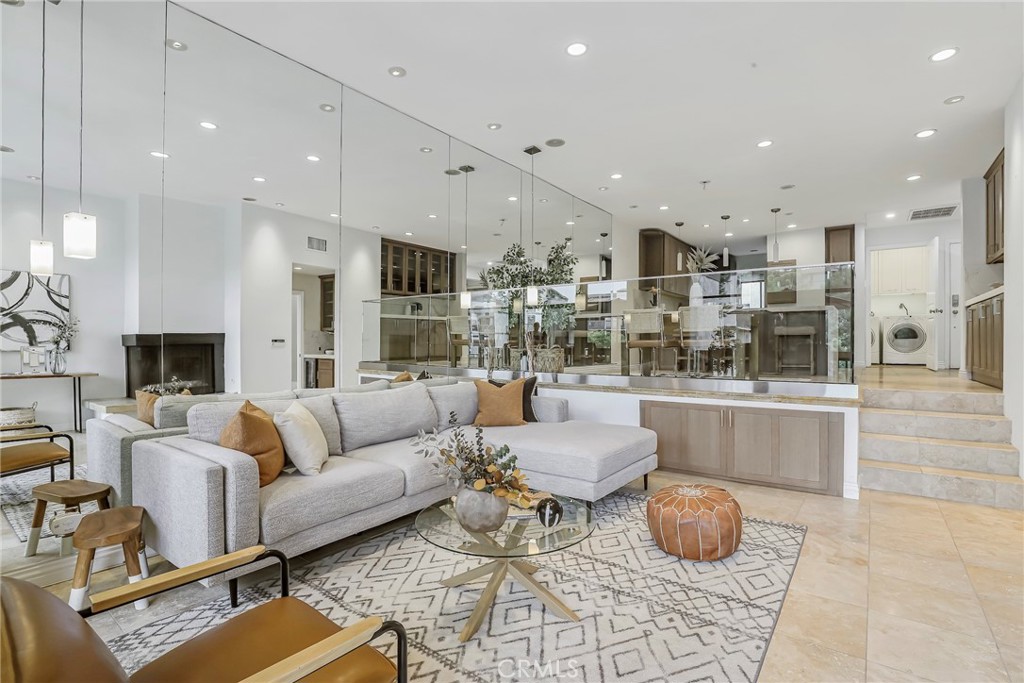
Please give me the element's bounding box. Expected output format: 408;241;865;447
273;402;329;475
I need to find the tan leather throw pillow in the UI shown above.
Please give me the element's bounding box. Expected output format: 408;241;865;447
135;391;159;426
474;379;527;427
219;400;285;487
392;371;414;383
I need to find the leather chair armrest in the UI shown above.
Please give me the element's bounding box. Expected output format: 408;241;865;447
240;617;384;683
0;422;53;433
0;430;71;444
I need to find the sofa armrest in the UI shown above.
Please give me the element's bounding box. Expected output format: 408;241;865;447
532;396;568;423
85;418;188;506
157;436;260;554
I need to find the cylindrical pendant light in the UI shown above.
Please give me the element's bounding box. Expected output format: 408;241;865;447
30;1;53;276
676;222;685;271
721;215;730;265
64;0;96;259
771;207;781;262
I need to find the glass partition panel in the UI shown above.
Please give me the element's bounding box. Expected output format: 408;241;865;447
163;4;342;393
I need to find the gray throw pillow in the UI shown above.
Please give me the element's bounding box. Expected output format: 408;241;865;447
427;382;478;432
334;382;438;451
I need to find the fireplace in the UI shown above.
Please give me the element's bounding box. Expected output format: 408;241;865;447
122;333;225;397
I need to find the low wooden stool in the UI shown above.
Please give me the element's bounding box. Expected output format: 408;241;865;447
69;506;150;612
26;480;111;558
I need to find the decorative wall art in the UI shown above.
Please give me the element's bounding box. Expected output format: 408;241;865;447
0;271;72;351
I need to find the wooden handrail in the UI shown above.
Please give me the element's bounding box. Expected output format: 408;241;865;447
240;617;383;683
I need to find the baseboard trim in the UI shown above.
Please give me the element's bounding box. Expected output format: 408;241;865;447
843;482;861;500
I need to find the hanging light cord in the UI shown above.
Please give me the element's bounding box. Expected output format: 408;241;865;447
78;0;84;212
39;0;46;238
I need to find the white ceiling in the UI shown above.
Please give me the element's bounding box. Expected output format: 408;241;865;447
181;0;1023;246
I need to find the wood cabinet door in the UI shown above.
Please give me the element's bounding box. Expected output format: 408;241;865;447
641;402;726;475
986;150;1005;264
319;276;335;332
728;409;774;479
316;359;335;388
727;406;831;492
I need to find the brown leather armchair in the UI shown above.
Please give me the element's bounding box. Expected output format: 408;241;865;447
0;424;74;482
1;545;407;683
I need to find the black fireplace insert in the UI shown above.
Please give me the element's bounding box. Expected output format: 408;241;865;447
122;333;225;397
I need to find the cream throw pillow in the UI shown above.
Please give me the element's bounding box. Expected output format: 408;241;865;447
273;402;329;475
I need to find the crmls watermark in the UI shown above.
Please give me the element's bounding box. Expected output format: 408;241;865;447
497;658;581;679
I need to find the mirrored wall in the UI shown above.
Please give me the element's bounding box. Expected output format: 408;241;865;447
0;0;611;406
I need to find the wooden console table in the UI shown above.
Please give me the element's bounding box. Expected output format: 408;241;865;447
0;373;98;432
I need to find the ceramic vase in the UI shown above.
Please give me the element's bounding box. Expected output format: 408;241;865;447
456;488;509;533
688;278;704;306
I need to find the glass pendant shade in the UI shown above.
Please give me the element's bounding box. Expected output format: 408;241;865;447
526;286;539;306
63;212;97;259
459;291;472;310
722;246;729;263
772;240;780;262
575;287;587;311
513;298;523;315
30;240;54;276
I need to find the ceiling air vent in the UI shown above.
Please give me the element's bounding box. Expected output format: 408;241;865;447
908;205;958;221
307;236;327;252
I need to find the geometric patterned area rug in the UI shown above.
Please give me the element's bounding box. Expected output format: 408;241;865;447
106;492;805;682
0;464;94;542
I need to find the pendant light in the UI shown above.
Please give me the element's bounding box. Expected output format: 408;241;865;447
30;1;54;276
675;221;685;271
64;0;96;259
458;164;474;309
771;207;781;262
721;215;731;265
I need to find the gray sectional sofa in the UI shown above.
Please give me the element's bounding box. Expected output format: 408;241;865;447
128;380;657;580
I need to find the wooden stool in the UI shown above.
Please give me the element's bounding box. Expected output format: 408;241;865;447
26;480;111;558
69;506;150;612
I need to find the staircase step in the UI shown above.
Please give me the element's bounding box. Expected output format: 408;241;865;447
859;433;1020;475
860;407;1012;443
861;387;1003;415
859;459;1024;509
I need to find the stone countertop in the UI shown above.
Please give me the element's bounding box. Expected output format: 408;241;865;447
304;354;336;360
963;286;1004;308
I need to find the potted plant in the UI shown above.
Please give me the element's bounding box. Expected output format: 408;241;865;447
685;246;720;306
413;413;530;532
47;315;79;375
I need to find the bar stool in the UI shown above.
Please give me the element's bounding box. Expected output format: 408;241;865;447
774;325;816;376
25;479;112;557
69;506;150;612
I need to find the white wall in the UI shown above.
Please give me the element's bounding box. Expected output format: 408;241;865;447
339;225;381;387
1002;77;1023;458
233;204;338;392
774;227;826;307
291;273;321;332
1;181;127;427
158;196;227;334
961;178;1004;300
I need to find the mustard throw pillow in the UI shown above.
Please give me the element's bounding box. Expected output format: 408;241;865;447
135;391;159;426
219;400;285;487
392;371;414;383
474;379;527;427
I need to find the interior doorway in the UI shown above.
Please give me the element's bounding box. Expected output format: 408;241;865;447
947;241;963;370
291;291;304;390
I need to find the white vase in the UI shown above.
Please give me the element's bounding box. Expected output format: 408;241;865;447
689;278;704;306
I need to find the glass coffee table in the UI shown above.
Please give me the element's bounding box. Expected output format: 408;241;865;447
416;494;596;642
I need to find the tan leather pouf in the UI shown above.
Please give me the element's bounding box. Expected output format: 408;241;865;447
646;484;743;561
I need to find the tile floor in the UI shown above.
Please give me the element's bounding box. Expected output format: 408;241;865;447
6;467;1020;682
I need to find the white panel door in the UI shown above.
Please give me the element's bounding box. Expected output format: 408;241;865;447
947;242;963;369
925;237;941;370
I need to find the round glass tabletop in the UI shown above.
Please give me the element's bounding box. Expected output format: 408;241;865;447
415;494;596;558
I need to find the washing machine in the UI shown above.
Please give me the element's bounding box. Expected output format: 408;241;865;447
870;317;881;365
881;316;932;365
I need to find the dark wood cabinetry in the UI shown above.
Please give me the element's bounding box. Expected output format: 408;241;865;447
985;149;1005;264
319;275;335;332
639;229;694;295
641;400;844;495
380;238;456;296
967;293;1003;389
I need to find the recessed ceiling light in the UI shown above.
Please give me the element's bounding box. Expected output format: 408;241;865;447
27;175;40;180
885;212;896;219
149;151;169;158
388;66;407;77
1;145;13;153
725;232;734;237
460;245;467;249
566;221;575;226
199;121;217;130
444;168;461;176
566;43;588;56
507;196;518;201
487;123;502;130
538;198;549;203
944;95;965;105
756;140;773;148
742;218;750;223
629;205;638;209
319;103;336;112
787;224;797;229
659;206;669;211
703;224;710;228
929;47;959;62
427;214;437;219
330;213;340;218
275;202;285;207
242;197;257;202
252;176;266;182
306;155;320;162
545;138;565;147
486;261;493;266
405;231;413;236
608;246;613;251
906;174;922;181
915;129;937;139
610;173;623;179
294;266;302;271
595;238;601;242
165;39;188;51
419;147;433;153
598;186;609;191
371;225;380;230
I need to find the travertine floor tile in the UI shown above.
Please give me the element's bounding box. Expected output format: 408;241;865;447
981;596;1024;652
776;590;868;658
868;546;975;594
759;632;866;683
790;555;868;607
869;523;961;561
867;611;1008;683
967;564;1024;602
867;573;992;640
865;660;935;682
999;644;1023;683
